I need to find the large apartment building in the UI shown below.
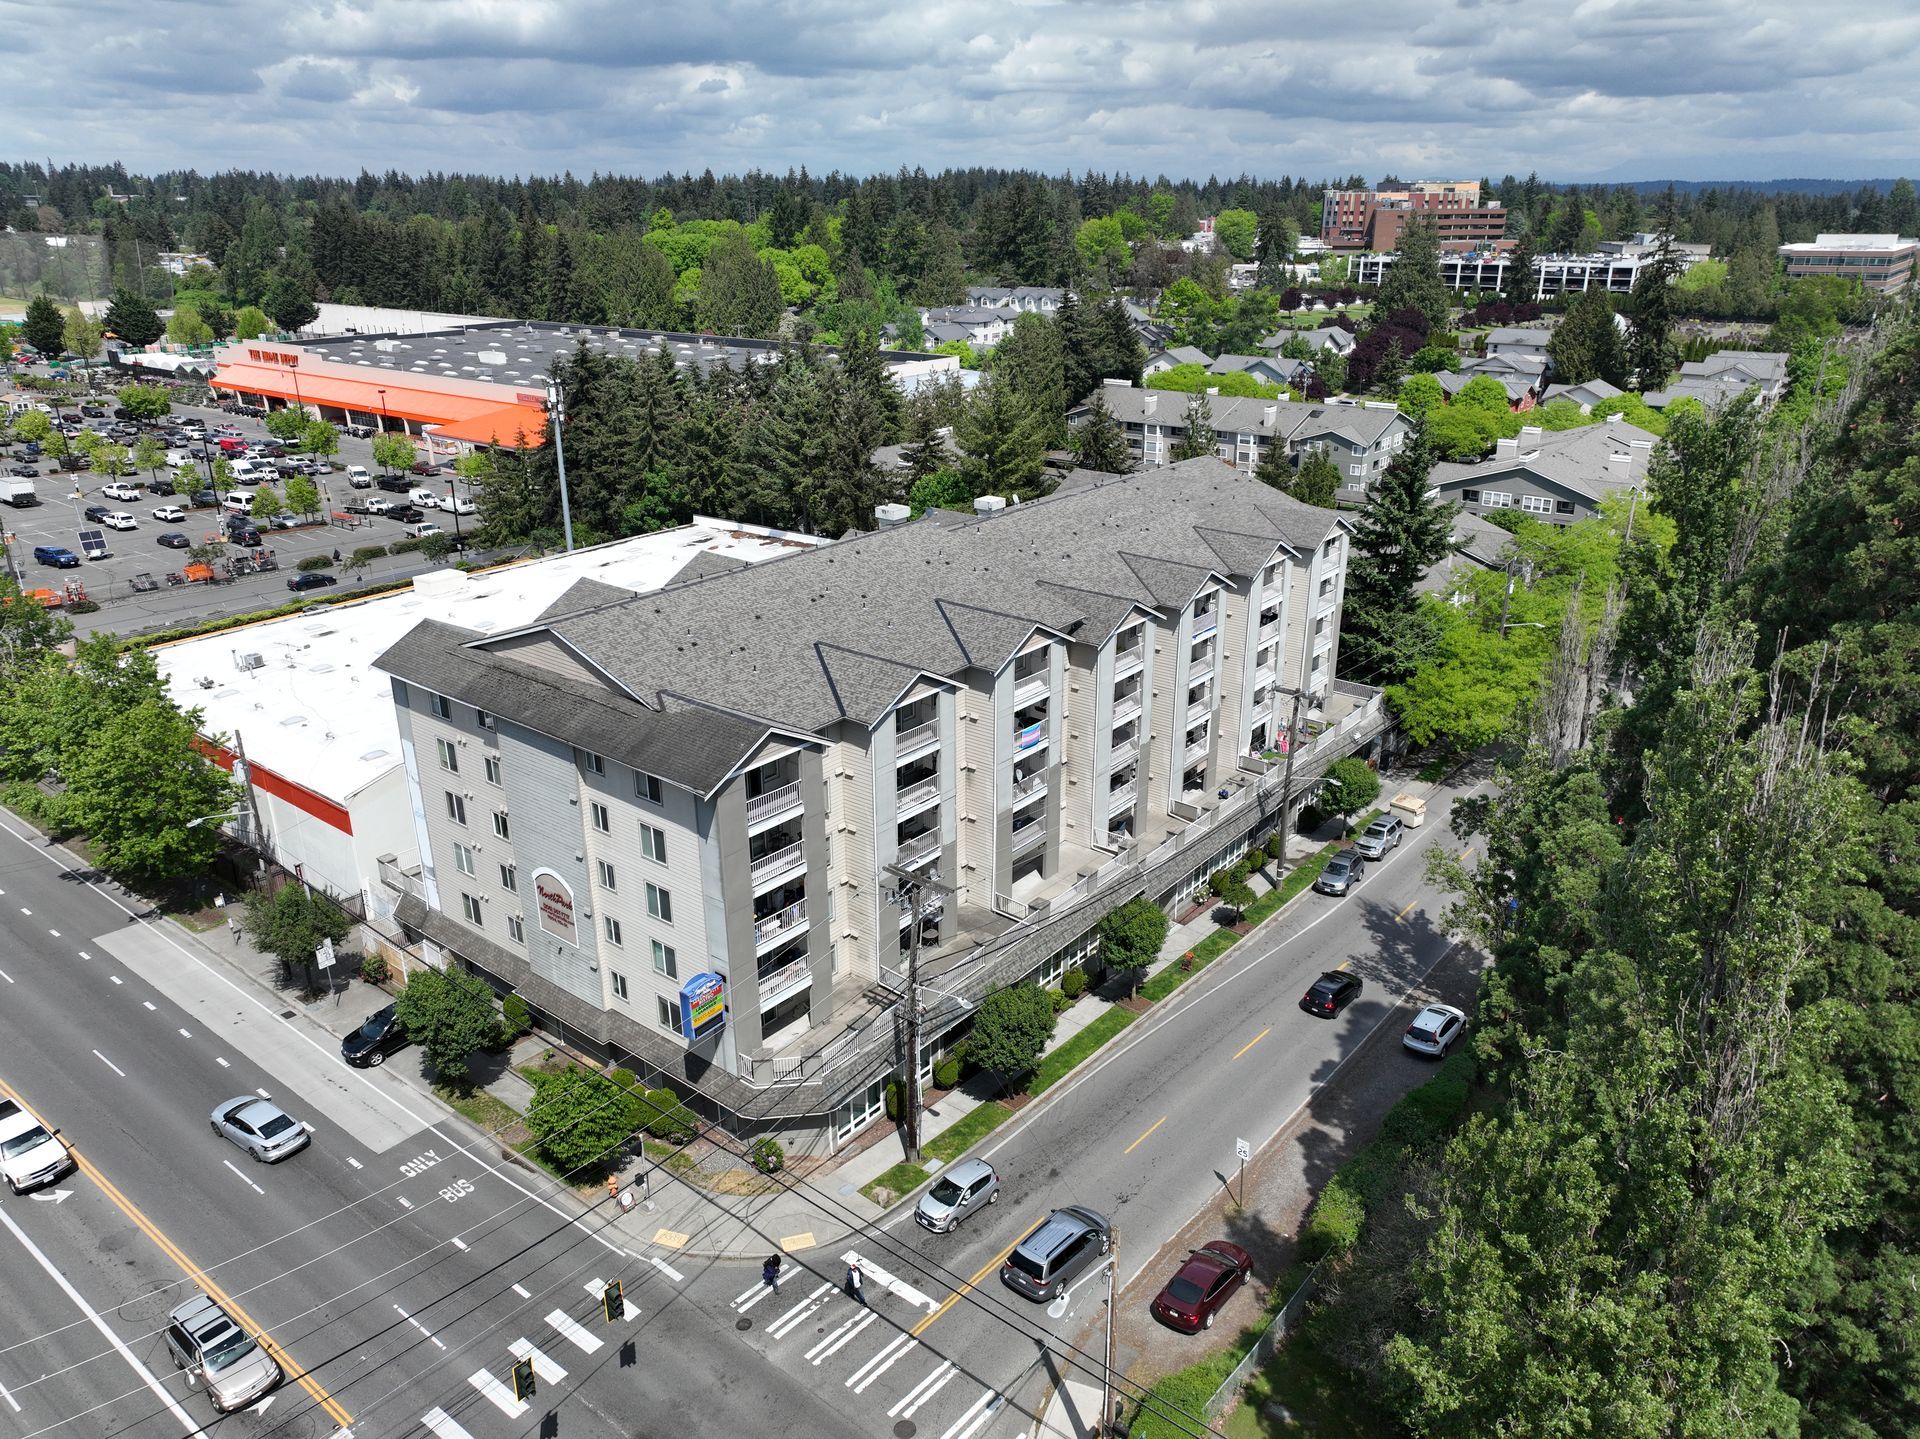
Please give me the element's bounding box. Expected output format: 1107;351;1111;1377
1352;242;1710;296
1777;232;1920;293
374;462;1387;1144
1321;180;1509;252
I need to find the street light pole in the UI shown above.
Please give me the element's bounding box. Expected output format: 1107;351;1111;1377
547;379;575;554
884;862;955;1165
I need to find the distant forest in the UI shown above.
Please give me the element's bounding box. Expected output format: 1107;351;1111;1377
1;161;1913;334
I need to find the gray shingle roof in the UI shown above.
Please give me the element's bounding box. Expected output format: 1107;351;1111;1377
665;550;750;587
1483;326;1553;348
1542;378;1625;408
534;577;633;623
1428;419;1658;504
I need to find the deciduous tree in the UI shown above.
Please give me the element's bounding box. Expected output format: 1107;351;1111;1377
526;1066;634;1174
968;984;1057;1093
393;964;500;1088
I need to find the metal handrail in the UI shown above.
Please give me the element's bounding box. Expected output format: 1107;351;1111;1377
897;830;940;867
753;896;807;945
1011;771;1048;804
749;839;804;883
746;780;801;824
1014;720;1048;751
895;719;939;754
1011;822;1046;853
896;775;941;811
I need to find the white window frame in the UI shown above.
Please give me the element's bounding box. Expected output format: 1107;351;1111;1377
597;859;617;891
611;972;628;1001
430;693;451;719
461;892;482;923
652;940;677;979
436;738;458;773
635;771;663;806
604;915;623;946
590;801;611;833
492;810;510;839
656;996;676;1031
453;842;476;877
640;824;666;864
500;862;517;892
506;913;524;944
445;792;467;826
646;882;672;923
483;754;502;785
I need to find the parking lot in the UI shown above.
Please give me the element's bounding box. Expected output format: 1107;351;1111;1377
2;392;485;636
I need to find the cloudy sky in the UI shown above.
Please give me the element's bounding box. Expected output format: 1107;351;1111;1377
5;0;1916;184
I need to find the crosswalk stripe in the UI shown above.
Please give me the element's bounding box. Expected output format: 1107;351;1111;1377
848;1332;917;1394
807;1309;877;1365
510;1338;568;1385
767;1282;835;1339
585;1278;638;1322
467;1369;526;1418
941;1389;1005;1439
422;1405;476;1438
730;1280;777;1314
545;1308;604;1355
889;1360;956;1419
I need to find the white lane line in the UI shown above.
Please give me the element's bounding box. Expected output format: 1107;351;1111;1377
849;1332;918;1393
585;1279;637;1322
0;1207;200;1435
255;1087;271;1098
301;1122;314;1133
544;1308;604;1355
398;1196;414;1210
731;1280;777;1314
512;1283;531;1298
941;1390;1004;1439
451;1236;468;1251
393;1303;446;1351
92;1050;126;1077
767;1282;836;1339
509;1338;568;1384
0;1371;19;1412
648;1254;684;1283
177;1028;191;1038
807;1309;877;1365
77;950;88;959
17;907;28;915
108;975;122;985
889;1360;958;1419
222;1159;265;1195
466;1370;526;1419
346;1156;362;1169
421;1407;476;1439
0;968;12;984
215;1057;230;1068
142;1001;156;1011
46;929;58;938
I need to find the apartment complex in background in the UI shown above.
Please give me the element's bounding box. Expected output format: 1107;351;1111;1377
374;462;1387;1143
1353;238;1710;297
1777;233;1920;292
1321;180;1509;251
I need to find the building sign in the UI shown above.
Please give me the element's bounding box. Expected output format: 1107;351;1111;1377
531;870;577;946
244;348;301;368
679;972;727;1042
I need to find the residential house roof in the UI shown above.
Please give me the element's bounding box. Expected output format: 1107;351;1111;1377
1541;378;1625;411
1207;354;1292;385
1259;326;1355;353
1146;345;1213;369
1074;384;1406;450
1482;326;1554;350
1416;510;1516;596
1428;417;1658;506
1437;370;1538;405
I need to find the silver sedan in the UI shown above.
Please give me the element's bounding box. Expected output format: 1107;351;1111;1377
209;1097;310;1163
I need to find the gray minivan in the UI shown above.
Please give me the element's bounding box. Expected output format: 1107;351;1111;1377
165;1292;281;1413
1001;1205;1111;1300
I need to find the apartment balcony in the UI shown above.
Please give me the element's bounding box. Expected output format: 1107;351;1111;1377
1110;693;1143;728
1010;821;1046;855
895;772;942;819
1109;736;1137;770
756;950;813;1011
895;719;940;762
897;829;942;869
1113;644;1145;680
1012;670;1050;707
1192;611;1218;640
753;896;808;952
376;853;422;899
1014;719;1049;753
1258;617;1282;645
1313;629;1335;656
1184;735;1210;766
1188;660;1214;690
750;839;806;891
1185;695;1214;727
745;780;803;833
1106;781;1137;815
1011;770;1049;807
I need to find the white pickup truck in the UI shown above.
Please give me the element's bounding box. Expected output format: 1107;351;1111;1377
0;1097;75;1194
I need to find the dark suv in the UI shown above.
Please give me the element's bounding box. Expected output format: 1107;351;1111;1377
33;545;80;568
1001;1205;1111;1301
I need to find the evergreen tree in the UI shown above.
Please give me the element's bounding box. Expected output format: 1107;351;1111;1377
262;269;318;334
543;229;573;324
915;223;967;307
1546;287;1624;386
1501;230;1537;305
1374;218;1451;331
1170;390;1219;461
697;232;784;337
836;327;902;442
103;286;163;347
20;294;64;357
992;312;1067;447
1626;199;1686;387
1256;445;1339;507
955;381;1049;499
1338;421;1454;685
1070;392;1135;473
669;377;744;518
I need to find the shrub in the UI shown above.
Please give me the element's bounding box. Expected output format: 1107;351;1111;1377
1133;1368;1228;1439
949;1038;974;1074
1048;987;1073;1014
388;537;424;555
1301;1171;1368;1258
932;1057;962;1090
350;544;388;564
500;992;532;1041
608;1067;644;1128
750;1136;785;1173
883;1078;905;1120
67;598;99;614
1208;868;1233;899
360;953;389;985
1060;966;1088;1000
1265;831;1285;860
638;1085;698;1142
296;555;334;572
1382;1052;1474;1147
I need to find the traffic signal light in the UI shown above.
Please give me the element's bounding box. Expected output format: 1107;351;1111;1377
510;1356;535;1402
603;1280;624;1322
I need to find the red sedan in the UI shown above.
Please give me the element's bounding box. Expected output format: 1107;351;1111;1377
1149;1241;1253;1332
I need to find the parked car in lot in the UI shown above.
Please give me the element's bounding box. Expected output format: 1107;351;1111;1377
146;477;176;495
1313;851;1366;897
376;474;413;494
1150;1241;1252;1333
341;1003;409;1066
1002;1206;1112;1301
102;482;142;502
388;504;425;523
404;521;444;539
229;525;262;547
410;459;439;475
190;488;218;507
152;504;186;522
1351;816;1403;860
1300;969;1362;1018
165;1292;282;1414
343;499;374;515
345;466;372;487
157;531;190;549
210;1096;309;1163
438;494;477;515
102;511;138;531
268;512;302;530
364;495;395;513
1403;1003;1467;1059
287;572;338;592
7;465;37;478
915;1159;1000;1233
83;504;111;523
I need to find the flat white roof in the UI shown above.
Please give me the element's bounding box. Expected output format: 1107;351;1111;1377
1782;233;1918;251
153;520;824;810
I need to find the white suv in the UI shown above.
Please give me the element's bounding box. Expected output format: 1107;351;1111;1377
102;482;142;502
165;1293;282;1413
0;1097;74;1194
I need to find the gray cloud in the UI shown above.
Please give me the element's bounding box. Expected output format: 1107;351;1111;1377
4;0;1916;183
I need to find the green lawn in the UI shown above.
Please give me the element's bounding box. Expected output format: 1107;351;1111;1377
860;1160;930;1205
923;1099;1013;1163
1141;926;1241;1001
1225;1333;1393;1439
1030;1008;1138;1094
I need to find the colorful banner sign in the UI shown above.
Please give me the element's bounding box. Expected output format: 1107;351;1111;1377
532;870;577;946
679;972;727;1042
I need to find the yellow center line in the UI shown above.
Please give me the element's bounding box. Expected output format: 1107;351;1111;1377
914;1229;1026;1337
1460;846;1474;861
1231;1027;1272;1062
0;1080;352;1428
1395;899;1418;921
1123;1116;1167;1154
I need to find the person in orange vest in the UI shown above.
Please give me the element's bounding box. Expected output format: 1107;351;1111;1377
606;1174;620;1202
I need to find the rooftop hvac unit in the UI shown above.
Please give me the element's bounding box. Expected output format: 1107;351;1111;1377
477;350;507;365
236;652;264;672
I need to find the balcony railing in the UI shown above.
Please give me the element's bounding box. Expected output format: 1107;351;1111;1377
895;775;941;815
1186;696;1213;726
753;896;808;948
1012;671;1050;706
1113;645;1145;678
1014;719;1049;752
1109;737;1137;770
1107;782;1137;813
897;830;941;868
1187;660;1214;690
756;952;813;1010
745;780;802;828
377;853;422;899
895;719;939;758
1258;617;1282;645
1184;737;1210;765
1011;822;1046;854
1011;770;1048;805
750;839;805;887
1110;694;1142;727
1192;612;1218;639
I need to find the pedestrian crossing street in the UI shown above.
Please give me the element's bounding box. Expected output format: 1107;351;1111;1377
725;1255;1009;1439
417;1277;636;1439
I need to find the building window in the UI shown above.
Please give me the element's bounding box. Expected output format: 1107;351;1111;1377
445;792;467;826
500;862;517;892
484;755;502;785
1482;490;1514;509
597;859;617;891
640;824;666;863
652;940;677;979
646;883;672;923
476;709;493;730
590;801;610;833
430;693;451;719
1461;489;1481;503
604;915;623;946
1554;500;1576;515
611;972;628;1001
1522;494;1553;514
453;843;476;877
657;996;676;1031
506;914;524;944
635;771;663;806
436;738;458;773
578;750;604;775
461;893;483;924
493;810;510;840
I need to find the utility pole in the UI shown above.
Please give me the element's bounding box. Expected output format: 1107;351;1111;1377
1497;557;1517;637
230;730;270;873
884;862;954;1165
547;378;576;553
1274;689;1305;870
1102;1227;1118;1439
